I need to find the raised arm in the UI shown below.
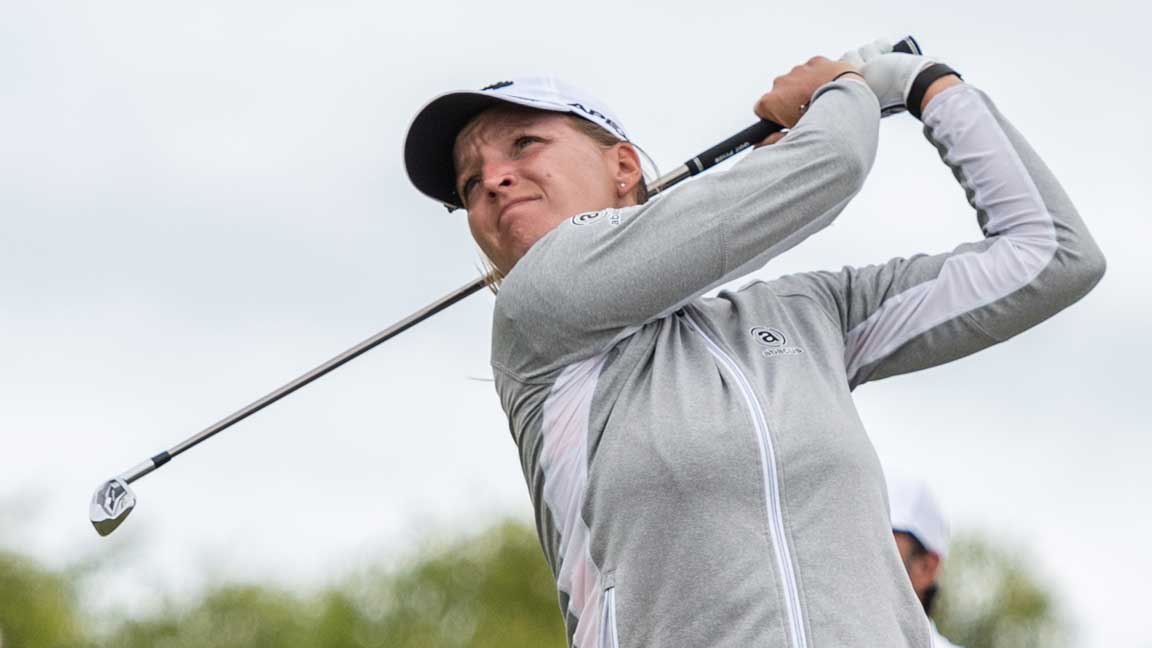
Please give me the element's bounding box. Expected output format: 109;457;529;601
494;59;881;376
777;73;1105;388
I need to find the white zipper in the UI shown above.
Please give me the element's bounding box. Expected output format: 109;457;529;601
683;312;809;648
601;586;620;648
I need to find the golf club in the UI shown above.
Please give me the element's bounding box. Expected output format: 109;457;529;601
90;35;922;536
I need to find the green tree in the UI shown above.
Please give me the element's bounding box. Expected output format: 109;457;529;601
104;585;322;648
103;521;565;648
934;533;1072;648
0;519;1072;648
0;551;89;648
365;520;565;647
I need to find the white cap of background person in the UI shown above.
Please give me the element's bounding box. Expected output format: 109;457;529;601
887;470;950;558
886;476;966;648
404;76;632;211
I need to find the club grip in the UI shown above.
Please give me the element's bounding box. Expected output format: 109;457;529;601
893;36;919;55
684;121;782;174
678;35;920;178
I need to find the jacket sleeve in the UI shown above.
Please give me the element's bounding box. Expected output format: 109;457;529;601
493;79;881;379
774;84;1106;389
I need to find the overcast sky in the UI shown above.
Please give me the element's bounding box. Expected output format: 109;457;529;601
1;1;1148;646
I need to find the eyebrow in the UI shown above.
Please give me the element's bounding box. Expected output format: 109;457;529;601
453;114;549;187
455;152;477;184
453;138;484;191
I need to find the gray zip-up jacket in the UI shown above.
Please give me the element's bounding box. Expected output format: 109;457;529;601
490;79;1105;648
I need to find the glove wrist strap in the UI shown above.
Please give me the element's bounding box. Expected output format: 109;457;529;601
907;63;962;120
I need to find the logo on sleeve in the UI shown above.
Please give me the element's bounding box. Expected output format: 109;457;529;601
572;212;602;226
571;211;622;226
751;326;804;357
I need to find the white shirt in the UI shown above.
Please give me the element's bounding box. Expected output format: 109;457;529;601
932;620;964;648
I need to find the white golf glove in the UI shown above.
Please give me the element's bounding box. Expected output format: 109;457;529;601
840;39;937;116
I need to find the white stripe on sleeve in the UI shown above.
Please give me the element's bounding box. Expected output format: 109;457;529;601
541;354;609;648
844;86;1058;383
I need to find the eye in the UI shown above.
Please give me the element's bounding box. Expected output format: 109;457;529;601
513;135;541;151
460;176;479;200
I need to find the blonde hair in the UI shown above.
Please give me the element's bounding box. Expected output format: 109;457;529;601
456;105;651;292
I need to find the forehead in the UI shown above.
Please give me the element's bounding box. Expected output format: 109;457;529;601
453;107;574;173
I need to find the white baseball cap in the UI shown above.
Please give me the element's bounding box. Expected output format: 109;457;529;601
403;76;631;210
886;470;950;558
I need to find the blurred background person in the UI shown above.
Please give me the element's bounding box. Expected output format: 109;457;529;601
887;470;965;648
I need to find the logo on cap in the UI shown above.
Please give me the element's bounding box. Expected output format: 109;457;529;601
567;101;628;140
481;80;514;91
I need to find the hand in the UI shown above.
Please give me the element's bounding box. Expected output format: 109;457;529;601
754;56;859;130
840;39;936;116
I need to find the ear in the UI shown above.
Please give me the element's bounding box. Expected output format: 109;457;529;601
612;142;644;205
923;552;941;582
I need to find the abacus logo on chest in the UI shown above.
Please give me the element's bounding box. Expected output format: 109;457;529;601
750;326;804;357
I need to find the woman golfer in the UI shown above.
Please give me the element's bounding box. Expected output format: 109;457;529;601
402;43;1104;648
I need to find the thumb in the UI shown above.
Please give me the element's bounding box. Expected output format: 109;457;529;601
864;39;894;57
841;38;895;65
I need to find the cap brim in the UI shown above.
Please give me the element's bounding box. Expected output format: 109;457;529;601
403;92;508;209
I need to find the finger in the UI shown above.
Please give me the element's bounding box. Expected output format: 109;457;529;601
753;94;778;121
841;38;894;65
858;41;885;62
868;38;894;56
754;95;770;120
840;49;865;66
754;131;787;148
754;93;799;128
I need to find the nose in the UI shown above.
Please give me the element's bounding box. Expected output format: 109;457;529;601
480;160;517;196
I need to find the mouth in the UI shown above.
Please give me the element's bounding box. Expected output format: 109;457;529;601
498;196;541;227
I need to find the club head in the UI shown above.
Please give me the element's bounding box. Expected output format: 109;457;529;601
90;478;136;537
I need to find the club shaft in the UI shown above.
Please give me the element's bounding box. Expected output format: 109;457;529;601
649;35;919;196
118;34;921;484
118;153;729;483
122;158;732;483
122;275;487;483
